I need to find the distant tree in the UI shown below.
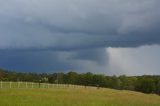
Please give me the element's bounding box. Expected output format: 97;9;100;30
83;72;94;86
155;77;160;95
57;73;64;84
7;72;19;81
136;76;156;93
48;73;57;83
66;72;78;84
119;75;137;90
119;75;127;89
0;69;6;80
109;75;121;89
92;74;106;87
41;77;48;83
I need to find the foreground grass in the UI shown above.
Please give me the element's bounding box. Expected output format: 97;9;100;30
0;87;160;106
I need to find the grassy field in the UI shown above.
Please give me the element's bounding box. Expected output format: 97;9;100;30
0;86;160;106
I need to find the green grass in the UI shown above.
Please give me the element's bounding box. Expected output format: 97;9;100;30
0;86;160;106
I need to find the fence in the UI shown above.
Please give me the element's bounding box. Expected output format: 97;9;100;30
0;81;94;89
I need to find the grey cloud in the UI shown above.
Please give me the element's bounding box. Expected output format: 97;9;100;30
0;48;108;73
0;0;160;75
0;0;160;50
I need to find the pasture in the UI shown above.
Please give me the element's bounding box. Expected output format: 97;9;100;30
0;82;160;106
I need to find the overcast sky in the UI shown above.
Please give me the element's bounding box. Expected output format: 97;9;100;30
0;0;160;75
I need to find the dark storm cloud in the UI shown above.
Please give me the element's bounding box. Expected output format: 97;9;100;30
0;48;108;73
0;0;160;74
0;0;160;50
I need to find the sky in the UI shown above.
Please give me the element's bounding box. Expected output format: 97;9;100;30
0;0;160;75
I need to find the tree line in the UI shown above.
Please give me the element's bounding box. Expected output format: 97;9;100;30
0;68;160;95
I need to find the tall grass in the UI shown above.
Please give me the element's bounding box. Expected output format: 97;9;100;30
0;86;160;106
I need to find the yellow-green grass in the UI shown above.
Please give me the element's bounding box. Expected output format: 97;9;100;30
0;87;160;106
